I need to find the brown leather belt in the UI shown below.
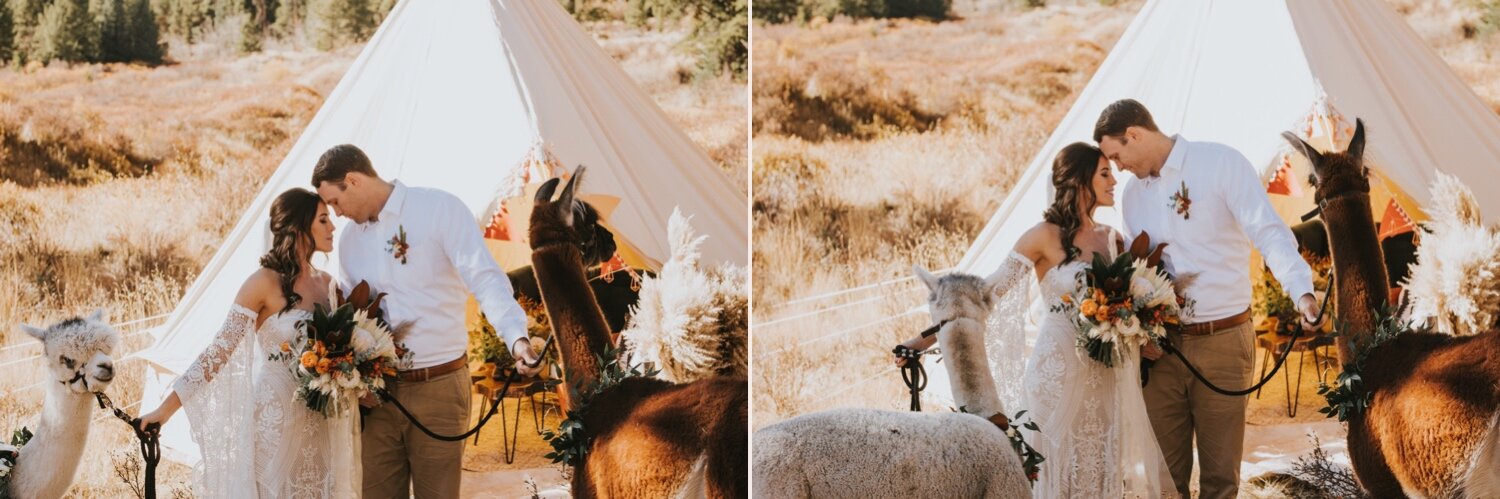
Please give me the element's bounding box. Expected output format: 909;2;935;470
398;355;467;382
1180;309;1252;336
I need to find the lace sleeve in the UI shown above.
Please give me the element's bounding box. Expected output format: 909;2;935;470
171;305;256;400
171;305;259;497
985;252;1035;414
922;252;1038;414
986;251;1035;300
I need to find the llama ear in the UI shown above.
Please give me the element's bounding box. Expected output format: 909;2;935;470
20;324;46;341
556;166;586;227
535;178;562;204
1281;131;1322;166
1347;118;1365;161
913;265;939;292
87;308;107;323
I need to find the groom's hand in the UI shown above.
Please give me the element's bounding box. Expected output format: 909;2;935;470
1141;342;1164;361
512;338;542;377
1297;293;1324;330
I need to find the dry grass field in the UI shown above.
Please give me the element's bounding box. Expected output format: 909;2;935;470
0;17;745;497
750;0;1500;435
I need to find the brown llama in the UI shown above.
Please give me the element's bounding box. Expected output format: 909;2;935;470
1284;120;1500;497
529;167;748;498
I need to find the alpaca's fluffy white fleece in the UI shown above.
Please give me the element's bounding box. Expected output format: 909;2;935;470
621;208;748;383
1403;172;1500;336
752;409;1028;498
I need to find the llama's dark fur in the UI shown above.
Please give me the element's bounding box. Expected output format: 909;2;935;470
1286;121;1500;497
529;168;748;498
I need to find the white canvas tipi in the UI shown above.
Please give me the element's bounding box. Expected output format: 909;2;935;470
139;0;746;461
961;0;1500;278
923;0;1500;412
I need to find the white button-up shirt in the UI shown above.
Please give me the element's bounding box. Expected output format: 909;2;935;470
1121;135;1314;322
337;180;527;368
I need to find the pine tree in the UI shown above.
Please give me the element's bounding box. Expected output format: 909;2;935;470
0;0;14;65
272;0;302;40
11;0;47;64
96;0;127;61
158;0;208;43
628;0;747;79
33;0;98;63
311;0;372;50
239;9;259;51
125;0;161;62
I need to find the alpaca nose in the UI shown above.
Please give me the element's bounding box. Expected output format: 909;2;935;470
96;363;115;381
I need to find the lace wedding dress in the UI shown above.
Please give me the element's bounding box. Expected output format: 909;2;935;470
173;300;361;498
985;245;1177;498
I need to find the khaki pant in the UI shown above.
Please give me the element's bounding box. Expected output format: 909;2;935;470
362;367;472;499
1144;320;1255;499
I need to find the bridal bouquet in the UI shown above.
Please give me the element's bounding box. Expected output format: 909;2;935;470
271;282;412;418
0;426;31;499
1055;233;1188;368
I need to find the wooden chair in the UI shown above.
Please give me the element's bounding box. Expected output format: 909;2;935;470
470;356;558;464
1254;325;1336;417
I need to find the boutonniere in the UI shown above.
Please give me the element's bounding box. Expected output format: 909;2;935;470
1168;181;1192;220
385;225;410;264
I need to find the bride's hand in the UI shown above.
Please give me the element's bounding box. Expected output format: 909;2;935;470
137;392;181;433
138;406;174;433
892;336;933;367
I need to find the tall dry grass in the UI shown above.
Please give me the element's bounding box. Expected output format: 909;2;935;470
750;0;1500;431
0;19;744;496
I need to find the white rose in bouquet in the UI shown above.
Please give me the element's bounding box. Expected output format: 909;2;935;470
352;329;373;353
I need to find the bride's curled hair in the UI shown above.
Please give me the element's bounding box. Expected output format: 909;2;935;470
1043;142;1105;263
262;188;324;313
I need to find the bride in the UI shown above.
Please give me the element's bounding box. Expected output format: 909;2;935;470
898;142;1176;497
138;188;360;498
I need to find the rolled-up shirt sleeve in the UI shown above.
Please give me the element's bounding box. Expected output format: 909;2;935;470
1224;151;1315;301
440;196;528;349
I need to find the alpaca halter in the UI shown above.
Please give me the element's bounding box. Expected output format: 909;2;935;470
65;371;87;389
918;319;954;339
1304;183;1371;220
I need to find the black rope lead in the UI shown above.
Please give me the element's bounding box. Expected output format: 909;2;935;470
379;337;553;442
1161;273;1335;397
96;392;160;499
893;345;927;411
890;319;949;412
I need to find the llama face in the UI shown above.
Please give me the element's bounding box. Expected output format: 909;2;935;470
1282;118;1370;203
530;167;618;265
20;309;121;394
914;266;995;324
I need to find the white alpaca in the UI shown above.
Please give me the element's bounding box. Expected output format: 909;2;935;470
622;208;748;383
751;266;1030;499
6;310;120;499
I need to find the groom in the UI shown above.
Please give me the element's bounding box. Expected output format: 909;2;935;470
312;144;540;498
1096;100;1321;499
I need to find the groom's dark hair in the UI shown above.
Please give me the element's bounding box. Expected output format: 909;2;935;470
311;144;379;189
1093;99;1159;143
